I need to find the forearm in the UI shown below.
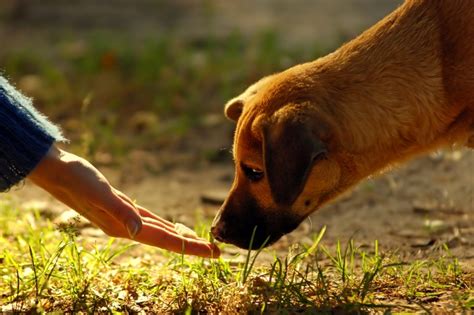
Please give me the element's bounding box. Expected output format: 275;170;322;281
28;146;111;197
27;145;96;207
27;145;116;216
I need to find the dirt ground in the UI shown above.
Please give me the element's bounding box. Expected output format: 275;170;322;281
2;0;473;274
123;144;474;270
8;121;474;272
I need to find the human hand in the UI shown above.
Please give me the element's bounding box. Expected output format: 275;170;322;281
28;145;220;258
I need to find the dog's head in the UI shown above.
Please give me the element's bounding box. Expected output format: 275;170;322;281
212;73;349;249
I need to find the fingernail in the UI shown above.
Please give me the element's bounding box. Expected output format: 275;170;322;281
126;220;142;239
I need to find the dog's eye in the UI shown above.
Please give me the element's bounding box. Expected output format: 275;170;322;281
241;163;264;182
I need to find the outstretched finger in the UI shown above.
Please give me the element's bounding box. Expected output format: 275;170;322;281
115;195;207;242
136;205;204;240
135;205;175;229
113;193;175;233
135;222;220;258
140;217;206;241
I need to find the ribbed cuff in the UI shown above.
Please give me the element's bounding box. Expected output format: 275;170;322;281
0;75;66;191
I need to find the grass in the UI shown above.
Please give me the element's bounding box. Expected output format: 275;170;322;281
0;24;472;314
1;198;471;313
0;31;323;162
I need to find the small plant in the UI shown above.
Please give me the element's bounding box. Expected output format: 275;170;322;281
240;226;270;284
0;200;471;313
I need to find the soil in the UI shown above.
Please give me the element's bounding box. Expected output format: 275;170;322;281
8;123;474;272
2;0;473;273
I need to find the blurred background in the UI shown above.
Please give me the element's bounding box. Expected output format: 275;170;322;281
2;0;472;264
0;0;401;167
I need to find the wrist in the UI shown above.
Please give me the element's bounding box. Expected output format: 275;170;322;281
28;145;67;190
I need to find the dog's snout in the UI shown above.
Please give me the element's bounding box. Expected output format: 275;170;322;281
210;221;226;242
211;209;226;241
211;202;273;249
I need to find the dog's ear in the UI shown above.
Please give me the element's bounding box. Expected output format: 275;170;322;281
263;116;327;205
225;75;275;122
224;98;244;121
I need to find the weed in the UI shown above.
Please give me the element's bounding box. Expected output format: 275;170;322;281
0;194;471;313
240;226;270;284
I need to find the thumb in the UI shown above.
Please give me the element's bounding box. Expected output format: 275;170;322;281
103;190;143;239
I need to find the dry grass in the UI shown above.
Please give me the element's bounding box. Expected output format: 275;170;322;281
1;198;472;313
1;29;472;314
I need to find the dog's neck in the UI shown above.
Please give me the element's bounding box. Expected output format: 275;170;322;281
306;1;466;177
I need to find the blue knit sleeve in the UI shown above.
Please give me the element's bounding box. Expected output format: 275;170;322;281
0;74;66;192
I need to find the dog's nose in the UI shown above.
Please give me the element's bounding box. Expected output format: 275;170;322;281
211;210;225;240
210;222;226;242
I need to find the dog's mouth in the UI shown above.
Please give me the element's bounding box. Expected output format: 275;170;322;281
213;228;281;250
211;213;304;250
213;230;281;250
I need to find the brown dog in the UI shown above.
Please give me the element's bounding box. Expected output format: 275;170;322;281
211;0;474;249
